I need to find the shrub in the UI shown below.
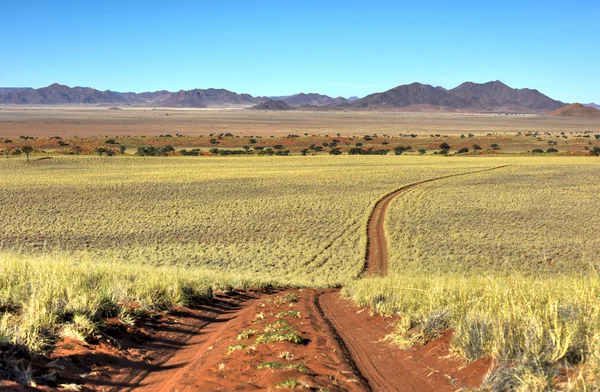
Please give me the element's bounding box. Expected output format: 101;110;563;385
180;149;201;156
136;146;175;156
457;148;469;154
394;146;407;155
546;148;559;153
439;142;451;150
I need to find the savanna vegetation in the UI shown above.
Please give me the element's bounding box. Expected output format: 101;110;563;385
343;158;600;390
1;154;600;389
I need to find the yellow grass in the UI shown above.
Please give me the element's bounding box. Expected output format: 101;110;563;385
343;157;600;390
2;155;600;389
0;155;497;287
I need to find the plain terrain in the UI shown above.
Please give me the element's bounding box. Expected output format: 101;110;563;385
1;107;599;138
1;128;600;389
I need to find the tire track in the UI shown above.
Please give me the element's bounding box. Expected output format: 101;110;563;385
363;165;510;276
319;165;509;392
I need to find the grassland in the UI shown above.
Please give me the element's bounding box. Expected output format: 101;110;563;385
0;155;494;362
0;156;497;288
2;155;600;389
343;158;600;390
385;159;600;274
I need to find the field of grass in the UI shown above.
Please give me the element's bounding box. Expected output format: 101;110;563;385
0;155;496;361
2;155;600;389
343;158;600;390
0;155;498;288
0;252;271;355
385;158;600;274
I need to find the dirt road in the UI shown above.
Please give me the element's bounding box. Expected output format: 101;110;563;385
20;167;506;391
317;166;508;391
364;166;509;276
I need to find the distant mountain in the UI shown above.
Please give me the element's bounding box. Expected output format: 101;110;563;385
449;81;565;111
249;100;295;111
0;83;127;105
0;81;569;112
0;87;33;93
118;90;171;104
0;84;268;107
148;89;267;108
549;103;600;119
343;82;469;110
338;81;565;113
584;103;600;110
281;93;348;106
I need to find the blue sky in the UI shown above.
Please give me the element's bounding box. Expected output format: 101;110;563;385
1;0;598;102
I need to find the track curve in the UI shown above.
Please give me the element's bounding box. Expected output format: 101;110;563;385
363;165;510;276
319;165;509;392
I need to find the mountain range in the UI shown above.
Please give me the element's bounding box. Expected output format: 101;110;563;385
584;103;600;110
340;81;565;113
0;81;580;113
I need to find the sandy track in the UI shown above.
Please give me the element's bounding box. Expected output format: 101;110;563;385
118;289;367;391
364;165;510;276
317;291;489;392
317;165;508;391
34;167;507;391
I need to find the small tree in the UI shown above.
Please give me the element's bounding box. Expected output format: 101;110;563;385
491;143;500;150
418;149;426;155
472;144;482;151
394;146;407;155
22;145;33;163
439;142;451;150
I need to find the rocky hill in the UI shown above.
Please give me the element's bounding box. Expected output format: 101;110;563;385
248;100;295;111
549;103;600;119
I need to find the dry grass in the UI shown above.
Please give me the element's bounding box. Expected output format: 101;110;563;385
343;157;600;390
385;158;600;274
0;155;496;287
0;251;270;355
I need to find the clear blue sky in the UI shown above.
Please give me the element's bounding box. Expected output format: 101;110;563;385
1;0;598;102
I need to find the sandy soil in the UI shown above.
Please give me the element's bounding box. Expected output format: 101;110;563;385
318;291;490;391
1;107;598;138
